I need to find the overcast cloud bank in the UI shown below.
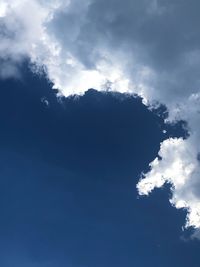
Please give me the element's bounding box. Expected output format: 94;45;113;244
1;0;200;230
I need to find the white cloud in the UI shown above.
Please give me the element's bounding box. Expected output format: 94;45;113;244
137;138;200;228
1;0;200;230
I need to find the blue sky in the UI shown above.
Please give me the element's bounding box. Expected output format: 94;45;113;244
1;1;200;266
0;62;197;267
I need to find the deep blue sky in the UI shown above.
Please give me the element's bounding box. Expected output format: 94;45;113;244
0;63;199;267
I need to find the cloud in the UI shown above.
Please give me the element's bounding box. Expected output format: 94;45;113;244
1;0;200;230
137;138;200;229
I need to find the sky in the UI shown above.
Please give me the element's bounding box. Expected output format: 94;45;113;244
1;0;200;266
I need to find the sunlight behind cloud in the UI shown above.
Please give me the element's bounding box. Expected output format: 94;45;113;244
1;0;200;230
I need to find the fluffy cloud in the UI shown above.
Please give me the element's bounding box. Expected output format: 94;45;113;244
137;138;200;228
1;0;200;230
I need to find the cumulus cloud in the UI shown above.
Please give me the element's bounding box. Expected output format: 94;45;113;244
1;0;200;230
137;138;200;229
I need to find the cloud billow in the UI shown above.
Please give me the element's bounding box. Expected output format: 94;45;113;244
1;0;200;230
